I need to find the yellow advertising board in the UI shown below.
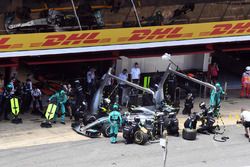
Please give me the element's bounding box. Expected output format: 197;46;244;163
0;19;250;52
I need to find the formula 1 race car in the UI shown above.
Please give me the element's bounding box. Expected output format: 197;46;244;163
4;7;104;34
72;61;216;142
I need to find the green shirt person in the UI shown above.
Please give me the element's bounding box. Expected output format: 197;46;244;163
108;104;122;144
48;90;68;124
209;83;225;117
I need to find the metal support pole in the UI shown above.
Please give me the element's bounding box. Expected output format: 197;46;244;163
204;86;207;98
244;4;250;19
199;84;202;98
169;68;216;91
70;0;82;30
130;0;142;27
224;82;227;100
124;7;133;22
174;87;180;105
220;1;231;21
196;3;207;23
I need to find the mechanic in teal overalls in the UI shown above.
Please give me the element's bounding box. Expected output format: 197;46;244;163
48;90;68;124
108;104;122;144
209;83;225;117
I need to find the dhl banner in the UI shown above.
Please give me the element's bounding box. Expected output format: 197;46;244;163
1;19;250;53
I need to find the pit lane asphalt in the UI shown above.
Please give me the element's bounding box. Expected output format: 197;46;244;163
0;96;247;150
0;125;249;167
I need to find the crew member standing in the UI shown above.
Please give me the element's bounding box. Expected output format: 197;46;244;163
130;62;141;84
209;83;225;117
118;69;128;105
108;104;122;144
0;84;13;120
48;90;67;124
182;93;194;115
9;77;16;95
102;72;114;99
63;83;73;120
74;80;85;107
167;73;177;102
240;67;250;98
23;78;33;113
0;73;4;115
31;86;43;116
86;68;96;106
209;62;219;85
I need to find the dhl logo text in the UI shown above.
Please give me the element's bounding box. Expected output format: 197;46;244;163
0;20;250;52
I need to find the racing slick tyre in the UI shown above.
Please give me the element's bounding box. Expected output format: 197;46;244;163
101;123;111;137
134;130;149;145
182;128;197;140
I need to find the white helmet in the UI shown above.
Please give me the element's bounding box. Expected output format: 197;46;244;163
103;98;111;104
246;66;250;71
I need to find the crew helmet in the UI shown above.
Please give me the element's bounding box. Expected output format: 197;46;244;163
112;104;119;110
199;102;206;109
6;84;13;91
215;83;221;87
103;98;111;104
246;66;250;71
215;83;221;92
59;90;65;95
74;80;80;84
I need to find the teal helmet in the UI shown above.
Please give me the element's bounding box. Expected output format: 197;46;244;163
215;83;221;92
112;104;119;110
6;84;13;91
59;90;65;95
215;83;221;87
